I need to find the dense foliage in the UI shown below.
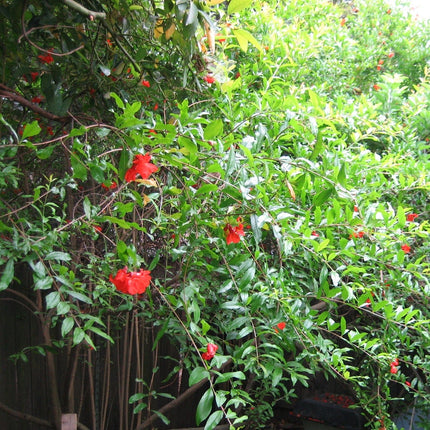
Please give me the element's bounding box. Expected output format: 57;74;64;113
1;0;430;429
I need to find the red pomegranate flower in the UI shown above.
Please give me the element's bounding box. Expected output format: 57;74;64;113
202;343;218;361
401;244;411;253
38;49;54;64
203;75;215;84
224;221;245;245
275;322;286;333
125;154;158;182
406;213;418;222
110;267;151;295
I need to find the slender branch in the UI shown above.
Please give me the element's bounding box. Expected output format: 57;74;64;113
0;84;68;123
0;400;54;428
63;0;106;20
100;20;142;74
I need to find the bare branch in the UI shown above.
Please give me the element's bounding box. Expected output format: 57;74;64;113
0;84;68;123
0;400;54;428
63;0;106;20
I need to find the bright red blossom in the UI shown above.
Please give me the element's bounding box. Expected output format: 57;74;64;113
110;267;151;295
38;50;54;64
390;365;398;374
125;154;158;182
31;72;39;81
401;244;411;253
389;358;400;374
224;221;245;245
406;213;418;222
388;52;395;58
203;75;215;84
32;96;43;104
373;84;381;91
275;322;286;333
141;80;150;88
202;343;218;361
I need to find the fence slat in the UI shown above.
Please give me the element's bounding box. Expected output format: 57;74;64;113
61;413;77;430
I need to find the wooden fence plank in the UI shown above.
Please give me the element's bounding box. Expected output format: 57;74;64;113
61;413;77;430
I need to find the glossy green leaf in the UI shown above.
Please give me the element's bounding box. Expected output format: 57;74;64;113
189;366;210;386
204;410;223;430
228;0;253;14
0;259;14;291
196;388;214;425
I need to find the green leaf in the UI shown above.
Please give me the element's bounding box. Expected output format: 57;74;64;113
88;326;114;343
37;144;56;160
337;163;347;187
45;251;71;261
129;393;145;403
310;131;324;161
21;120;41;140
204;410;223;430
110;92;125;109
179;136;197;155
69;127;87;137
0;259;14;291
313;188;334;206
56;302;70;315
189;366;210;386
232;28;261;52
153;410;170;425
196;388;214;425
153;319;169;350
201;319;211;336
271;367;283;388
103;216;133;229
185;1;198;26
35;277;53;290
70;152;87;181
89;163;105;183
45;291;60;310
204;120;224;140
397;206;406;228
61;317;74;337
250;214;262;244
238;144;255;168
119;150;131;180
340;316;346;335
228;0;253;14
317;238;330;252
195;184;218;196
215;371;246;384
83;197;92;220
68;291;93;304
73;327;85;345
